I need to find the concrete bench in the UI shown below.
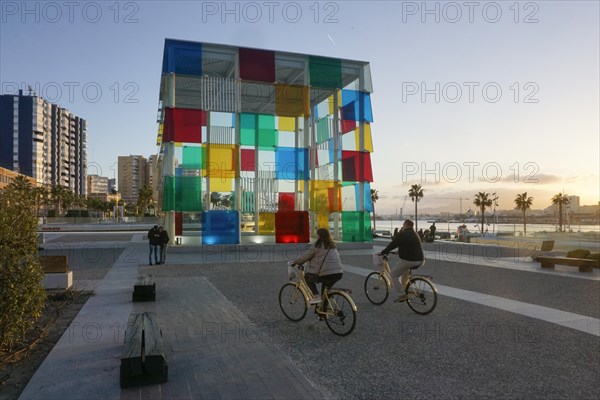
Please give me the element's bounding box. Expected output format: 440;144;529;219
39;255;69;273
120;312;168;388
132;275;156;302
39;255;72;289
537;256;599;273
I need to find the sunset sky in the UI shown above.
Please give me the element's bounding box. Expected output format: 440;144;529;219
1;1;598;213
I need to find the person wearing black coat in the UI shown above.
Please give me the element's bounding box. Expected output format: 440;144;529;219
147;225;160;265
380;219;424;302
158;226;169;265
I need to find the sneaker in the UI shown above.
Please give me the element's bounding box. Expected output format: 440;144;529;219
394;294;408;303
309;296;322;305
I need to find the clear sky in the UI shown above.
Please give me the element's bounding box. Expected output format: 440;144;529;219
1;1;598;214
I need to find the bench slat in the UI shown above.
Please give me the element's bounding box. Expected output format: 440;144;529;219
121;314;144;376
143;312;165;375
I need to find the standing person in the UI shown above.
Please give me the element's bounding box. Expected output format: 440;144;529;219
393;227;399;237
147;225;160;265
158;226;169;265
380;219;424;302
417;228;424;242
290;228;344;304
429;222;436;241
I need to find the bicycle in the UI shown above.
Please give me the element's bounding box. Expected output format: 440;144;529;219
364;252;438;314
278;263;357;336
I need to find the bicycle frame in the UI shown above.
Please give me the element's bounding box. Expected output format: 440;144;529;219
291;265;358;314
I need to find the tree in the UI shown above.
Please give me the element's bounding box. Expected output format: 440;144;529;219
408;184;424;231
50;185;70;216
0;178;46;350
370;188;379;230
33;186;50;217
514;192;533;236
551;193;570;232
473;192;493;234
137;185;154;215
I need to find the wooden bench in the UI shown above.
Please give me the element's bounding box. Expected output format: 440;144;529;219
132;275;156;302
120;312;168;388
39;255;69;273
537;256;599;273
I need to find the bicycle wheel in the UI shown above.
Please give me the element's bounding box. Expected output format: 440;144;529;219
405;276;438;315
279;283;308;321
364;272;390;305
324;291;357;336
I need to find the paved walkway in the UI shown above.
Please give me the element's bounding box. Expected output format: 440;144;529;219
20;244;321;400
20;237;599;399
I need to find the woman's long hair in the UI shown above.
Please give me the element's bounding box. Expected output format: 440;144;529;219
315;228;336;249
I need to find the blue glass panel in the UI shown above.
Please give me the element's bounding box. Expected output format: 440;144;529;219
275;147;308;180
356;182;373;212
162;39;202;76
202;210;240;244
340;90;374;123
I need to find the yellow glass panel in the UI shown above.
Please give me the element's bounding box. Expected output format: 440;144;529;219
328;95;335;115
317;213;329;229
209;177;233;192
354;123;373;152
309;180;341;212
258;212;275;234
275;84;309;117
278;116;296;132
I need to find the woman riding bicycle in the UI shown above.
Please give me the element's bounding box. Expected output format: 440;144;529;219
291;228;343;305
380;219;424;302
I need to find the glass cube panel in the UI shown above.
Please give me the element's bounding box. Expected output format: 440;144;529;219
202;210;240;244
239;48;276;82
275;211;310;243
309;56;342;89
275;84;309;117
258;212;275;234
275;147;308;180
162;39;202;76
342;211;372;242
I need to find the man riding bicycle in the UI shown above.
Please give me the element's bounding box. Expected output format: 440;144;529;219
379;219;424;302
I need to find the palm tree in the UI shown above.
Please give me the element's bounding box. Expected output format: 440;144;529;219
473;192;493;234
50;185;70;216
408;184;424;231
370;188;379;230
32;186;50;217
551;193;570;232
137;185;154;215
514;192;533;236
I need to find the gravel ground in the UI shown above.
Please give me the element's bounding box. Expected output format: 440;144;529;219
142;261;600;399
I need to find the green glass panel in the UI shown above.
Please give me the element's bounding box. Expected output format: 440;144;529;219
162;176;175;211
258;114;277;150
317;118;329;144
182;146;204;170
309;56;342;89
240;113;256;146
176;176;203;211
341;211;372;242
242;191;254;212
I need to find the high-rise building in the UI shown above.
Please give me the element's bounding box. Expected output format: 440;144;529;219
147;154;160;202
87;174;109;195
108;178;117;194
0;90;87;195
118;155;147;203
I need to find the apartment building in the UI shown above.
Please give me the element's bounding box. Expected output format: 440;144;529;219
117;155;147;203
0;90;87;195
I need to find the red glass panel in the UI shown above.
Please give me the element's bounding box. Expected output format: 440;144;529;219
275;211;309;243
341;151;374;182
278;192;295;211
239;48;276;82
163;108;206;143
